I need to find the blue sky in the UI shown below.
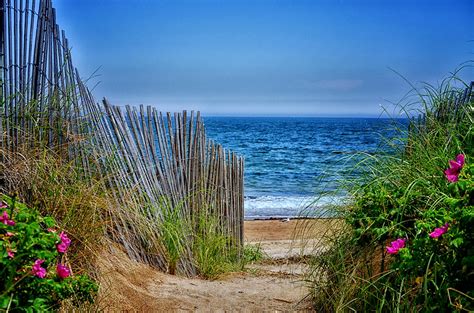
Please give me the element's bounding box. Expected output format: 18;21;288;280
55;0;473;116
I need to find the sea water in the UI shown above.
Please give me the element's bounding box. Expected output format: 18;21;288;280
204;117;406;219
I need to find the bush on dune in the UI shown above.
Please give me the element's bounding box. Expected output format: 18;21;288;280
157;198;260;279
309;75;474;312
0;146;108;310
1;147;108;273
0;195;98;311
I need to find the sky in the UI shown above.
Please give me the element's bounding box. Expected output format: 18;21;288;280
54;0;474;117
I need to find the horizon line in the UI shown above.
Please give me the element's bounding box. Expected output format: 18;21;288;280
201;114;410;119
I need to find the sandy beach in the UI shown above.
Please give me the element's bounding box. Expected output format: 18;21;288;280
245;218;341;259
97;219;339;311
244;218;339;241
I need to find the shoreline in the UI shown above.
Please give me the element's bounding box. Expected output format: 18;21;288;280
244;216;337;221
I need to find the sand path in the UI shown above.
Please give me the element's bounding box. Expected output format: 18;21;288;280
97;220;333;312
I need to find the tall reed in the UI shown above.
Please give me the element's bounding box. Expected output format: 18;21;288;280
306;74;473;312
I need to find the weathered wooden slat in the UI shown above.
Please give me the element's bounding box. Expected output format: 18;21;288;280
0;0;5;151
6;0;13;148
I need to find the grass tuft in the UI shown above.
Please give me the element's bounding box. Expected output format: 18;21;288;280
0;146;108;274
306;73;474;312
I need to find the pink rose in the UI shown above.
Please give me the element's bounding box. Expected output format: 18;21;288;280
7;249;14;258
444;154;465;182
56;263;71;279
386;238;406;255
0;211;15;226
32;259;47;278
56;231;71;253
429;223;449;238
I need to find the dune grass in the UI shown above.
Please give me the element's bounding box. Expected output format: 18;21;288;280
0;146;108;274
306;74;474;312
193;213;240;279
158;200;261;279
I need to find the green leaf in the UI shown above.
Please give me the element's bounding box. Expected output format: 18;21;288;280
43;217;56;228
450;237;464;248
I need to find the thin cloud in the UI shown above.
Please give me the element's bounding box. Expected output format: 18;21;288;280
304;79;364;91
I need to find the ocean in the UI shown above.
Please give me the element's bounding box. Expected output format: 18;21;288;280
204;117;405;219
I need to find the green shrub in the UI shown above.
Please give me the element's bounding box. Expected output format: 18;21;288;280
156;198;245;278
346;160;473;311
192;213;241;279
157;197;189;275
309;78;474;312
1;148;107;272
0;195;98;311
194;226;265;279
242;243;265;265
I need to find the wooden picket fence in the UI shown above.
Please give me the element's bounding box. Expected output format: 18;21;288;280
408;81;473;133
0;0;84;151
0;0;244;274
82;98;244;273
434;81;474;123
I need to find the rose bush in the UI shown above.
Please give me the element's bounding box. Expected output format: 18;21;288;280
347;155;473;310
0;195;98;311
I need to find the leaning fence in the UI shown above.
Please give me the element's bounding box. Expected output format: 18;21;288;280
407;82;473;133
82;98;244;274
0;0;244;275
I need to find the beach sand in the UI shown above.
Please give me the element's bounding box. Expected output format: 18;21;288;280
244;218;338;241
245;218;342;259
97;219;339;311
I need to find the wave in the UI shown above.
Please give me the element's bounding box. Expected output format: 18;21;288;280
244;195;343;219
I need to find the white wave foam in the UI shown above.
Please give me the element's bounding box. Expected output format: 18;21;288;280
244;195;341;219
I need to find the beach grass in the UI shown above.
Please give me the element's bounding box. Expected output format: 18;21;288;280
1;145;108;273
305;72;474;312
